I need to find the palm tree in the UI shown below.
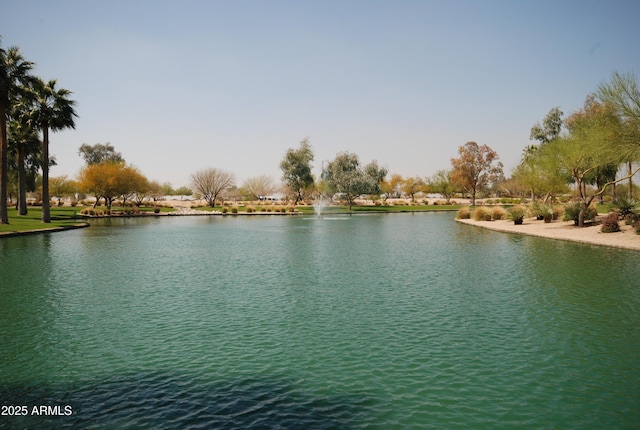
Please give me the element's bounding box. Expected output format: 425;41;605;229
0;41;34;223
23;78;77;223
8;119;41;215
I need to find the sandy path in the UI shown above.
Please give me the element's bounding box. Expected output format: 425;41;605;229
456;217;640;252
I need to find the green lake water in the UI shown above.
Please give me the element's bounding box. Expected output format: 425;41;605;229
1;213;639;429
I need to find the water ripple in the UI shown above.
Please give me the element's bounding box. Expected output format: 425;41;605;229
1;214;639;429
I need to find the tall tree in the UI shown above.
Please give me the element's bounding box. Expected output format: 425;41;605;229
363;160;388;195
241;174;275;201
322;152;386;210
380;173;403;202
450;141;503;205
8;119;41;214
190;167;234;207
78;162;147;210
22;78;77;222
540;96;631;226
78;142;123;165
0;41;34;223
596;70;640;199
530;107;563;145
174;186;192;199
160;182;175;196
147;180;165;201
511;147;569;203
49;175;76;206
401;176;428;202
428;169;457;204
280;137;315;204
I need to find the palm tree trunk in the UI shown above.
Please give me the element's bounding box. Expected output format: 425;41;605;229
17;144;27;215
41;123;50;223
0;102;8;224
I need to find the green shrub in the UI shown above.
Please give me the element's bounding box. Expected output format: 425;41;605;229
563;202;597;225
231;207;238;214
491;206;507;220
601;212;621;233
611;197;640;218
531;201;553;222
222;207;229;214
507;205;527;224
627;213;640;226
153;207;161;214
552;205;564;221
456;206;471;219
472;206;492;221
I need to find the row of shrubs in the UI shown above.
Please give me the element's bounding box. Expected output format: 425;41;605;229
457;199;640;235
79;208;105;216
456;205;525;222
457;202;598;224
79;206;162;216
483;198;525;205
220;205;297;214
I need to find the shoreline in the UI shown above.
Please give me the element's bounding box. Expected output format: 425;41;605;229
456;217;640;252
0;222;90;238
2;214;639;252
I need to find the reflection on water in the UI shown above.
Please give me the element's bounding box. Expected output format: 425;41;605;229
1;213;639;429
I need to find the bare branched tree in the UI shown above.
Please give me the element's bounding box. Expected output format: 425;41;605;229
242;174;275;200
191;168;234;207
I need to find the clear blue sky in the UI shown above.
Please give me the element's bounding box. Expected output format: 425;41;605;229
2;0;639;189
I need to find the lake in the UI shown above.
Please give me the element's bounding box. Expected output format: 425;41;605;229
1;213;639;429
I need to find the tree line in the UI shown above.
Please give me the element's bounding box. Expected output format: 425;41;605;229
200;72;638;221
510;71;640;226
3;36;638;225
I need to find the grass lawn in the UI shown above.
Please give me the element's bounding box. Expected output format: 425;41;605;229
0;207;88;234
0;205;177;235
